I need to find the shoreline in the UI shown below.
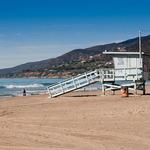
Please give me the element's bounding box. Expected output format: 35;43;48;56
1;77;150;100
1;83;150;100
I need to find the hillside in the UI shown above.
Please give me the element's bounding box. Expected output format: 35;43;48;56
0;35;150;78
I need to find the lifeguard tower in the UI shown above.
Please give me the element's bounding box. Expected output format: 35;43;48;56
47;51;150;98
101;51;150;95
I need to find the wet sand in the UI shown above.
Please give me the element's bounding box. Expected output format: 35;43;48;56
0;88;150;150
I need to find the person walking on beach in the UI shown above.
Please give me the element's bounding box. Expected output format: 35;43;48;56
23;89;26;96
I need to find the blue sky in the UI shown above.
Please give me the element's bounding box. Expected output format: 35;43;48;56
0;0;150;68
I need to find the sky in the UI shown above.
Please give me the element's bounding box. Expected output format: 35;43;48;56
0;0;150;69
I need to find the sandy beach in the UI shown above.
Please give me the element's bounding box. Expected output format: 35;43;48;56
0;88;150;150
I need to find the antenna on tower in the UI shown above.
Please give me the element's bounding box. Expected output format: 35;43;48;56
139;30;142;67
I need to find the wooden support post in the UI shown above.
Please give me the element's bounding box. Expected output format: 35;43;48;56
85;72;90;84
134;82;137;95
143;80;146;95
111;81;115;95
102;84;105;95
112;90;115;95
47;88;52;98
60;83;64;94
72;77;77;88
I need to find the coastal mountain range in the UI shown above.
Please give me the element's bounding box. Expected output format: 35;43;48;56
0;35;150;77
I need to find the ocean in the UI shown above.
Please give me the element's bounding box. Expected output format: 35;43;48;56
0;78;63;98
0;78;103;99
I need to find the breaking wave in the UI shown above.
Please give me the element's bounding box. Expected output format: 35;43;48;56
2;84;44;89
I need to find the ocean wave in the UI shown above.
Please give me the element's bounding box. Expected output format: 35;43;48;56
41;83;53;86
0;93;15;97
4;84;44;89
0;86;6;89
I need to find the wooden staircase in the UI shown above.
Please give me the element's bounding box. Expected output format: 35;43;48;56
47;69;115;98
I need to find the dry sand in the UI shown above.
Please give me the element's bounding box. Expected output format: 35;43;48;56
0;89;150;150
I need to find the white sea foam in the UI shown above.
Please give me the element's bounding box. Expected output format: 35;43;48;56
5;84;44;89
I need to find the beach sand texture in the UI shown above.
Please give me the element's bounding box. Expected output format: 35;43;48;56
0;90;150;150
